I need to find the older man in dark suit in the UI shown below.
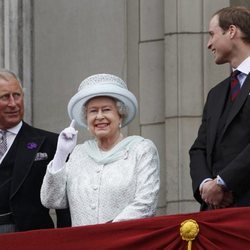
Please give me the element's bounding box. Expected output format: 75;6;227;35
189;6;250;211
0;69;70;233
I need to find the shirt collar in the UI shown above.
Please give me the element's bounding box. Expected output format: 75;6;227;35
7;121;23;135
234;56;250;75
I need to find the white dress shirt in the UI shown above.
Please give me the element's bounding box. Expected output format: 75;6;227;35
234;56;250;88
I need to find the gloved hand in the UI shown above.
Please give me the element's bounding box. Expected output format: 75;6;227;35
52;120;78;172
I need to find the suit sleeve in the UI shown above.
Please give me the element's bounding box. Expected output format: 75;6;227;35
189;92;213;204
219;137;250;196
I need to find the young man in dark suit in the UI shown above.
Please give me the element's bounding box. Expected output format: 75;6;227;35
0;69;71;233
189;6;250;210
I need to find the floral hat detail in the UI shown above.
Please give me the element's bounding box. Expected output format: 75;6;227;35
67;73;138;128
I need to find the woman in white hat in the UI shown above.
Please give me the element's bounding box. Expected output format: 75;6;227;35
41;73;160;226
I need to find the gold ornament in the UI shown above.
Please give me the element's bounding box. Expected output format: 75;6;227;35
180;219;199;250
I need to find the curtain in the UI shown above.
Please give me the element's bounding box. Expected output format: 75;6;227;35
0;207;249;250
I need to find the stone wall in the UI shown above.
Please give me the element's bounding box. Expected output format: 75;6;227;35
2;0;249;217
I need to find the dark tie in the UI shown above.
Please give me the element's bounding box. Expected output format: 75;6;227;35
230;70;241;101
0;130;7;158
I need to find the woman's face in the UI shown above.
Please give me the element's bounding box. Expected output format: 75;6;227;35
86;96;122;140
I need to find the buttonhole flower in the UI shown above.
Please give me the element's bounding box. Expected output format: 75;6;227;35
26;142;38;150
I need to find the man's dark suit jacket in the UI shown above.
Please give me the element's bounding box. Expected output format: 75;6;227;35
5;121;71;231
189;73;250;209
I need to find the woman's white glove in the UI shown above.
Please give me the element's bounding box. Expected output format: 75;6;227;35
51;120;78;172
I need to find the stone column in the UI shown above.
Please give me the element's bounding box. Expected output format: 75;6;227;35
164;0;230;214
0;0;32;123
138;0;166;215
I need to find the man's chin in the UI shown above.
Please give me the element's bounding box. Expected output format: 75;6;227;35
5;118;22;127
214;57;227;65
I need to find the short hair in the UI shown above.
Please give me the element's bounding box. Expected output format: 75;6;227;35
115;100;128;119
213;6;250;44
0;68;23;91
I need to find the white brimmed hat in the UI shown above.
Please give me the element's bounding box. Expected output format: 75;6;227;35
68;73;138;128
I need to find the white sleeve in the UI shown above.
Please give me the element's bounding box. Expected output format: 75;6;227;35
40;160;69;209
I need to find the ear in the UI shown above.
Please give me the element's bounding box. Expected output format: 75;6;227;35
228;24;237;38
118;115;123;128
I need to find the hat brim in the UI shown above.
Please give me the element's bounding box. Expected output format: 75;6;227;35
67;84;138;128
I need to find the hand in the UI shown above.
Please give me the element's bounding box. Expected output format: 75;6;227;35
200;179;224;207
51;120;78;172
217;191;234;208
57;120;78;156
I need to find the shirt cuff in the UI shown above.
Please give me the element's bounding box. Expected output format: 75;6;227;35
216;175;228;189
199;178;213;191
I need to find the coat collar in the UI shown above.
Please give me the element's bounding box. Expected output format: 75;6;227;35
10;122;45;198
208;73;250;152
208;77;230;152
222;73;250;135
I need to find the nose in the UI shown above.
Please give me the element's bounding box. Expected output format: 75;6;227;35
207;38;212;50
7;94;17;106
96;110;104;119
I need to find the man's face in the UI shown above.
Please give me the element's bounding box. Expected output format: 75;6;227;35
207;15;233;65
0;76;24;129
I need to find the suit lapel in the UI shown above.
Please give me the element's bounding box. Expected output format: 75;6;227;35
10;123;45;198
222;73;250;136
208;78;230;154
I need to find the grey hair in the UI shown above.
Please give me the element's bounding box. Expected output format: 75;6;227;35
116;100;128;119
0;68;24;93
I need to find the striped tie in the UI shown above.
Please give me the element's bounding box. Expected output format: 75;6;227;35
0;131;7;158
230;70;241;101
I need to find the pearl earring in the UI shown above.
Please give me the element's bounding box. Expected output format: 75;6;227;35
119;123;122;128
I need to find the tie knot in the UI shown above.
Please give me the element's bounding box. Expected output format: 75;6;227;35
231;70;241;78
0;130;6;144
0;130;7;135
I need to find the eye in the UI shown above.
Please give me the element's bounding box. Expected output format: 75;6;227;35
0;94;10;101
103;108;111;112
88;109;97;114
208;31;213;38
13;93;21;100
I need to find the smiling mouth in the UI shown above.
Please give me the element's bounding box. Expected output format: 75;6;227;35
95;123;109;129
5;111;20;116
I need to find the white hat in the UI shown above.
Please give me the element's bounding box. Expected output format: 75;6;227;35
68;73;138;128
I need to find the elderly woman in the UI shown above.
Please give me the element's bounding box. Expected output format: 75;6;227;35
41;73;160;226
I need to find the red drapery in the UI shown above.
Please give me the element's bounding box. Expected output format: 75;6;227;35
0;207;250;250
